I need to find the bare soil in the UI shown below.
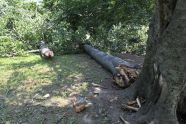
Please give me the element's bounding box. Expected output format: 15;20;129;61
66;53;144;124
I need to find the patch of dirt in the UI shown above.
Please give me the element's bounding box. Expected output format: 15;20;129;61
65;53;144;124
77;79;132;124
0;53;144;124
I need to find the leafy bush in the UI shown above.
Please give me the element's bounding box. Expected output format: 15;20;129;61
87;23;148;55
0;0;45;56
44;21;149;55
0;0;154;56
43;0;154;55
0;36;25;56
107;23;148;55
45;21;75;54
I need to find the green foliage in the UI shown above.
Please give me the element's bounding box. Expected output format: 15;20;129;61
86;23;148;55
107;23;148;55
0;0;46;56
0;36;25;56
44;21;88;54
0;0;155;56
43;0;155;55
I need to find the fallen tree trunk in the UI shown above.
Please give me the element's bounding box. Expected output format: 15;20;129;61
84;45;141;72
83;44;140;88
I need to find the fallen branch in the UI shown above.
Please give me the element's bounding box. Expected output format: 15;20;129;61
92;83;108;89
27;49;40;53
127;100;137;106
136;97;141;108
122;104;139;112
120;116;130;124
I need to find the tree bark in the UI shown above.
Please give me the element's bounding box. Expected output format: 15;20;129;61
133;0;186;123
84;44;140;88
84;45;140;73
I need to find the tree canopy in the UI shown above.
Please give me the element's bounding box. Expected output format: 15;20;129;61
0;0;45;56
43;0;155;54
0;0;155;56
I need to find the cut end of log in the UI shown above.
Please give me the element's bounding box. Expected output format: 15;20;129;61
113;64;139;88
46;51;54;58
40;41;54;59
113;73;130;88
41;50;54;59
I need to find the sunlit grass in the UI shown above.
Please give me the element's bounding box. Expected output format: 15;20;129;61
0;54;110;97
0;54;110;123
0;55;55;95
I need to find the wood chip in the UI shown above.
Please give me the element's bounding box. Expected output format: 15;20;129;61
72;99;92;113
73;104;87;113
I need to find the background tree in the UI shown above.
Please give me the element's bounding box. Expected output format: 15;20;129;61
43;0;155;55
0;0;46;56
132;0;186;123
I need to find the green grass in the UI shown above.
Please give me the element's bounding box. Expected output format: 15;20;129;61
0;54;110;123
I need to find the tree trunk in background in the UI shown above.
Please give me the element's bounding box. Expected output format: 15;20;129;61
133;0;186;123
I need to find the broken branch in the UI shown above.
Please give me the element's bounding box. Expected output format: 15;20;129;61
120;115;130;124
122;104;139;112
136;97;141;108
92;83;108;89
127;100;137;106
27;49;40;53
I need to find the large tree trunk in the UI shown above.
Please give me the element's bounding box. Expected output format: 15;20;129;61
84;44;140;88
84;44;140;74
133;0;186;123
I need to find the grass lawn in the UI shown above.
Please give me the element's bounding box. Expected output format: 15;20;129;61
0;54;110;123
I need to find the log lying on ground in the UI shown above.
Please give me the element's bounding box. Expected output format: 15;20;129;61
114;64;139;88
83;44;140;88
40;41;54;59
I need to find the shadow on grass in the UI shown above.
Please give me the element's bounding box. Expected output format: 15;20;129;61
0;54;111;123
